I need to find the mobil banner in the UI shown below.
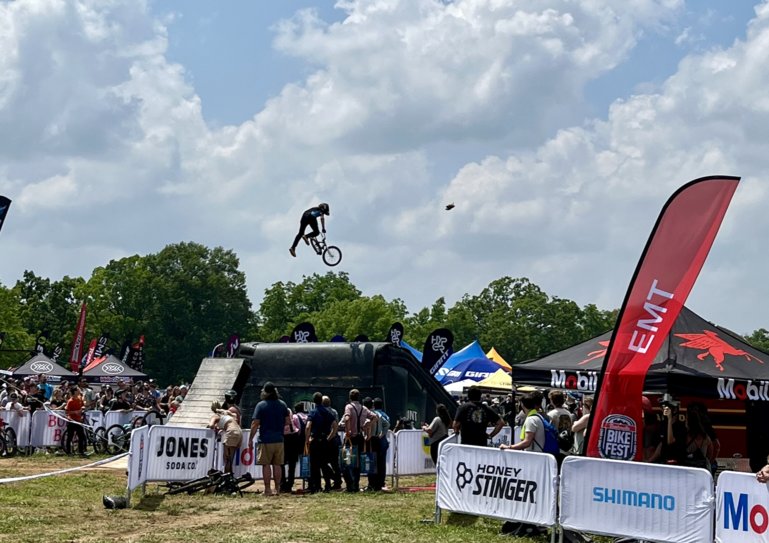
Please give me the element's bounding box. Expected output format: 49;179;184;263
559;456;713;543
218;429;261;478
127;425;150;491
145;426;215;482
716;471;769;542
436;443;557;526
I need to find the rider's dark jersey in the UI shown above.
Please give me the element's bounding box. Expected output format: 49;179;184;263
305;207;324;218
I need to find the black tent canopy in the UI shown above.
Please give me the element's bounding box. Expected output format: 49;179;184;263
513;306;769;401
12;353;77;379
82;354;147;383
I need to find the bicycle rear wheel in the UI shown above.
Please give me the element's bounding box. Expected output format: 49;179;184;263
3;428;17;457
142;410;165;427
93;427;108;454
60;428;79;455
322;245;342;267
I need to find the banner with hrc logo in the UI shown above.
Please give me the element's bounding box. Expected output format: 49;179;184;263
587;176;740;460
560;456;714;543
436;443;558;527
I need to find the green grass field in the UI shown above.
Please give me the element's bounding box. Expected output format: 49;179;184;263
0;454;563;543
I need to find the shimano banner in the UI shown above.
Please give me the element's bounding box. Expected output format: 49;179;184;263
436;443;557;527
560;456;714;543
587;176;740;460
716;471;769;543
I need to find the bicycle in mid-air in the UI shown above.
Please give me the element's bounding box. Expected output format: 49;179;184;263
309;233;342;267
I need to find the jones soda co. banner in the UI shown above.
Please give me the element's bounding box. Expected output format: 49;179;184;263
587;176;740;460
436;443;558;527
144;426;215;482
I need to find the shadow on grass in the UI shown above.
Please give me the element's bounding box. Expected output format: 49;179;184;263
443;512;479;527
133;494;166;511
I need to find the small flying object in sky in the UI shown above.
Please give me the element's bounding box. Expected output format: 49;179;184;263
445;203;455;211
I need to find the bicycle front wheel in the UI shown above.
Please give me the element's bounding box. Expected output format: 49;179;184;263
322;245;342;267
106;424;129;454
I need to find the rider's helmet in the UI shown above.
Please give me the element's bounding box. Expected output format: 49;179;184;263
318;202;330;215
224;390;237;403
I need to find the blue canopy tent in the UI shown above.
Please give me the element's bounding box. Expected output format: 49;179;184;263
437;357;503;385
434;339;487;375
400;340;423;362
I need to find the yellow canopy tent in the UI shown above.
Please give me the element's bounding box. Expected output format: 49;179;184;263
476;368;512;389
486;347;512;371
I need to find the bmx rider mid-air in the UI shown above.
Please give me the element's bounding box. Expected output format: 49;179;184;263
289;203;329;257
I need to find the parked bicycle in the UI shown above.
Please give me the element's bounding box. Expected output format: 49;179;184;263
309;233;343;267
104;410;164;454
60;412;108;455
0;417;18;458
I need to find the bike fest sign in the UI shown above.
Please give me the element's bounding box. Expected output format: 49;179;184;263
559;456;714;543
436;443;557;527
588;176;740;461
716;471;769;542
145;426;215;482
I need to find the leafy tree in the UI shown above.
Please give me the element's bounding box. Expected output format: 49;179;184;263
12;271;85;357
306;295;407;341
257;272;362;340
0;284;35;369
746;328;769;352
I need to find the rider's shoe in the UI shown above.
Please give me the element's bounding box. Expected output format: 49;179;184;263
302;235;310;245
289;247;296;257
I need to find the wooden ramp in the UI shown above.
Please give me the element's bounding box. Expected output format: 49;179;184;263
167;358;249;428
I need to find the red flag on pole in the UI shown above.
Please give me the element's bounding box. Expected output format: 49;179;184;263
69;302;87;373
586;175;740;461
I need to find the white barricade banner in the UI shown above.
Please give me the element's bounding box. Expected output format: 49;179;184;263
716;471;769;542
30;410;67;447
220;430;261;478
1;411;32;447
104;410;148;429
145;426;215;482
127;426;150;491
436;443;558;526
395;430;435;475
560;456;714;543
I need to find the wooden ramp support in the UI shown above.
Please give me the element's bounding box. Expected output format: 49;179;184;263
167;357;249;428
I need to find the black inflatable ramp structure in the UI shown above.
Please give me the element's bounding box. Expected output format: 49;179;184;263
167;357;250;428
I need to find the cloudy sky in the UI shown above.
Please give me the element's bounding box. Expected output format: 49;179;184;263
0;0;766;335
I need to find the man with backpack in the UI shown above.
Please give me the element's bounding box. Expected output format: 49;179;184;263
500;391;560;458
452;386;504;446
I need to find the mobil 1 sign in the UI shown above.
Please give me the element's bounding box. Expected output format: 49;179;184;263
146;426;215;482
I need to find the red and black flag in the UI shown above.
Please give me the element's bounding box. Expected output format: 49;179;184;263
421;328;454;376
0;196;11;236
586;176;740;461
128;336;145;371
68;302;87;373
226;333;240;358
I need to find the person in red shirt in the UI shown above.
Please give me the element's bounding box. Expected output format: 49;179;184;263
65;387;87;456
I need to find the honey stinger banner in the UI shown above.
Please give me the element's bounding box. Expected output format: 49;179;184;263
586;176;740;461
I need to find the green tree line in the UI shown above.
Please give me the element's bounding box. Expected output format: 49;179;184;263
2;242;766;384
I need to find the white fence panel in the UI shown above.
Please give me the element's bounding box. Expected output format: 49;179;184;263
716;471;769;542
560;456;714;543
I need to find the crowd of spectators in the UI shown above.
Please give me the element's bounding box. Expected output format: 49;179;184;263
0;374;191;417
